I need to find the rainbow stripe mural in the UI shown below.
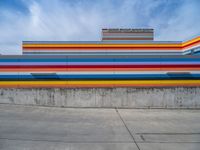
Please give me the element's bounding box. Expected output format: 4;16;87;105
23;36;200;55
0;29;200;88
0;55;200;88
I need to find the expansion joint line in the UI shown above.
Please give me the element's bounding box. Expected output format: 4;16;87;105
115;108;141;150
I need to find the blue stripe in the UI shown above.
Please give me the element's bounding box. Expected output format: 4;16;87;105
0;58;200;62
1;62;200;65
0;74;200;80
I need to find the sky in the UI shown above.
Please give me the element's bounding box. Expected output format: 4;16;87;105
0;0;200;55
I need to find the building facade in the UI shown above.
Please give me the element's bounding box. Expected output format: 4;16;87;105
0;29;200;88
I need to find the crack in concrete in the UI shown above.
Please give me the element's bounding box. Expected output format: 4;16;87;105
115;108;141;150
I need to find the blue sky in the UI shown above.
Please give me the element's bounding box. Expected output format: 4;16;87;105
0;0;200;54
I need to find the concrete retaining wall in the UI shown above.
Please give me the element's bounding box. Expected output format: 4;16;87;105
0;87;200;108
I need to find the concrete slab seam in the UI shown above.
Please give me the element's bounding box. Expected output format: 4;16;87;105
115;108;141;150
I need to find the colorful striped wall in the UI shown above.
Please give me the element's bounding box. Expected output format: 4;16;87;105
1;29;200;88
22;36;200;55
0;55;200;88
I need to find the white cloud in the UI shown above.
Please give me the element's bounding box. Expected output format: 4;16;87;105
149;0;200;41
0;0;200;54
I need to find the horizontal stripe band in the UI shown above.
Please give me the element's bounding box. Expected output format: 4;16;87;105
23;47;182;50
0;80;200;88
0;74;199;80
1;68;200;72
0;64;200;68
2;62;200;65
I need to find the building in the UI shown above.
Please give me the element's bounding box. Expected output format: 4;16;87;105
23;28;200;55
0;29;200;88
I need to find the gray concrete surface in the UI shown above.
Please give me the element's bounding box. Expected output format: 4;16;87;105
0;104;200;150
118;109;200;150
1;87;200;108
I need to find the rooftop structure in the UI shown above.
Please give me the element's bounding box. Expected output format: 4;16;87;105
101;28;154;41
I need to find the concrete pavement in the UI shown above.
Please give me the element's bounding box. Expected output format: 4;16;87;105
0;104;200;150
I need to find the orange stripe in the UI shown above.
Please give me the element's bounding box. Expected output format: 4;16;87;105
183;40;200;50
22;36;200;51
182;36;200;46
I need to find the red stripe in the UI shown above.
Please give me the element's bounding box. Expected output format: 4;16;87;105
0;64;200;68
183;40;200;49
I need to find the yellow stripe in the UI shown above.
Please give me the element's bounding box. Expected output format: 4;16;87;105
0;80;200;85
182;36;200;47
